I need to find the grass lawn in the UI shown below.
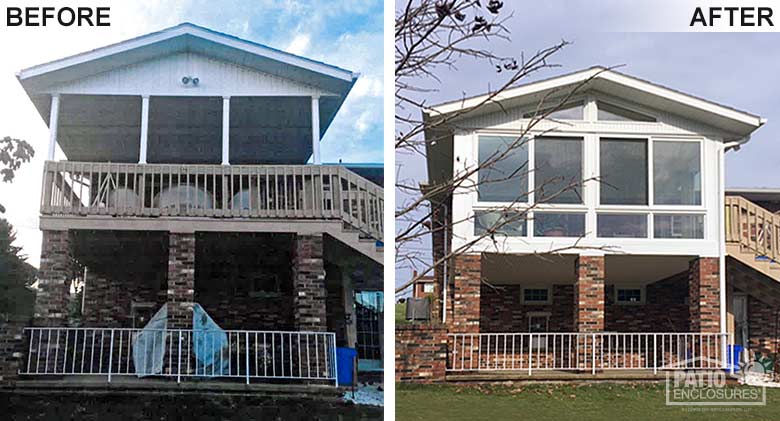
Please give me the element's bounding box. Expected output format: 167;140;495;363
397;383;780;421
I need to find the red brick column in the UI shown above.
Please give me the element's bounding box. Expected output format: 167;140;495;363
293;234;327;332
395;325;448;383
34;230;73;327
574;255;605;332
449;254;481;333
689;257;720;332
167;232;195;329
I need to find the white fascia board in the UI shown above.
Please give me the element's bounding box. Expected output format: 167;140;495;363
427;67;763;130
17;23;356;83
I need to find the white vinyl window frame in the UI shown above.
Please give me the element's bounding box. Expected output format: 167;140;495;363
473;132;588;239
595;135;706;240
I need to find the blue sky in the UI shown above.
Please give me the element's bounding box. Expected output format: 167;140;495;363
0;0;383;266
395;2;780;290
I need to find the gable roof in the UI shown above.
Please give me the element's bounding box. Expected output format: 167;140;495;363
17;22;357;98
425;66;765;139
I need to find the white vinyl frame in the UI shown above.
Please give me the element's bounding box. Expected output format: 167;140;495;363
455;95;723;257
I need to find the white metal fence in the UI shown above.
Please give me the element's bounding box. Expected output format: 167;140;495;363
21;327;338;385
448;332;731;375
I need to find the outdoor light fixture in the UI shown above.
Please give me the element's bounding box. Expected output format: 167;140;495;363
181;76;199;86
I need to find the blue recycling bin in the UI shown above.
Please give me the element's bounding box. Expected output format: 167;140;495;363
727;344;744;372
337;347;358;386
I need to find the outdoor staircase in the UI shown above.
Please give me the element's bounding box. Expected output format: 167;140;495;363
725;195;780;282
329;223;383;264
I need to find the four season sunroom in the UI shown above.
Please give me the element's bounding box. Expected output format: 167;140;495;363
417;66;768;379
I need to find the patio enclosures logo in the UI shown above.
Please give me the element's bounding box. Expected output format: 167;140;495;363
4;6;110;27
665;358;766;407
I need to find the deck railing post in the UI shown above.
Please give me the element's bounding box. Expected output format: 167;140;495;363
653;334;657;375
528;333;533;376
177;331;182;384
245;331;250;385
108;329;114;382
591;333;596;375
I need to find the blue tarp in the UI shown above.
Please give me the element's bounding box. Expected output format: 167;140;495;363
192;303;229;376
133;304;168;377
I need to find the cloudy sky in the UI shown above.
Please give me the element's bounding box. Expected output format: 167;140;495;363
395;1;780;291
0;0;383;267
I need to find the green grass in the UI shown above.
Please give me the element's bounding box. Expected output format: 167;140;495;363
397;383;780;421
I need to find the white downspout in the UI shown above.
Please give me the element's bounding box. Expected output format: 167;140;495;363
718;142;727;369
442;204;448;324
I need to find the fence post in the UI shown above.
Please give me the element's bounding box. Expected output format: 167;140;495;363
108;330;114;383
177;331;182;384
245;331;250;385
528;334;533;376
591;333;596;375
333;334;339;387
653;334;657;375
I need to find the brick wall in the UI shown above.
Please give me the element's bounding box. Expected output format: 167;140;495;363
429;195;452;324
689;257;720;332
167;233;196;329
83;273;165;327
449;254;481;333
395;324;447;383
0;315;29;382
574;256;605;332
480;284;574;332
746;296;780;356
293;234;327;331
605;272;690;332
34;230;74;327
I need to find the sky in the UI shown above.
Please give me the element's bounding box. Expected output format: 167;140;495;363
395;1;780;293
0;0;383;267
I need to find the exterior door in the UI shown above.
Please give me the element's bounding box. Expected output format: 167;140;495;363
355;291;383;371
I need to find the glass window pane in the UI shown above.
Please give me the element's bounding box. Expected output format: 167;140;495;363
600;139;648;205
597;214;647;238
653;214;704;239
535;137;583;204
534;213;585;237
597;102;656;122
617;288;642;303
523;101;584;120
653;141;701;205
474;210;527;237
523;288;549;302
478;136;529;202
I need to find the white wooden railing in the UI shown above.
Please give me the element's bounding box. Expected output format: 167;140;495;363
725;195;779;263
40;161;383;242
21;327;338;385
448;332;731;375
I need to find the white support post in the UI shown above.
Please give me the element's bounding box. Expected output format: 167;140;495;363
311;95;321;164
139;96;150;164
222;96;230;165
47;94;60;161
718;143;728;370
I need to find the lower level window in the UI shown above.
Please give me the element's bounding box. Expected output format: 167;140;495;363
523;288;550;304
653;214;704;239
534;213;585;237
474;210;527;236
616;287;643;304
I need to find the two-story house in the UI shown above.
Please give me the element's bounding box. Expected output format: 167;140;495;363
398;66;777;381
14;23;383;387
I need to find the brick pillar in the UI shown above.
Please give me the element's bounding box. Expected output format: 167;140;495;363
293;234;327;331
34;230;73;327
449;254;481;333
167;233;195;329
574;255;605;332
689;257;720;332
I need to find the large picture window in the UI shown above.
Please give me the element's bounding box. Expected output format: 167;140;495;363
653;141;701;205
600;139;648;205
534;137;583;204
478;136;529;202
